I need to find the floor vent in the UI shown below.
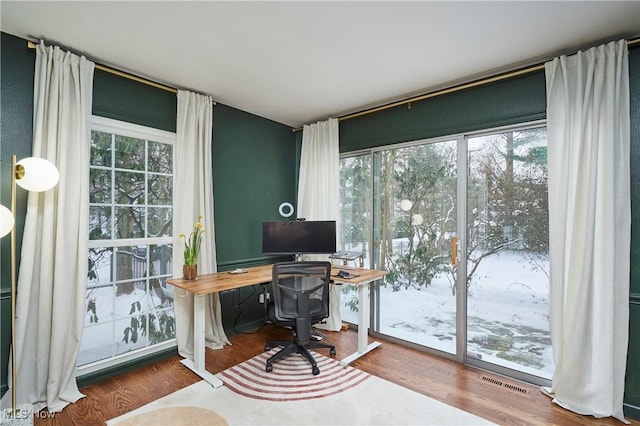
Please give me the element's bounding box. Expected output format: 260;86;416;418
480;375;532;396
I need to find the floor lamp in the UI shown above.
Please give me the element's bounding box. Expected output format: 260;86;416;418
1;154;59;422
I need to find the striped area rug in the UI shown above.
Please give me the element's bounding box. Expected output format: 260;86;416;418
108;351;498;425
217;349;369;401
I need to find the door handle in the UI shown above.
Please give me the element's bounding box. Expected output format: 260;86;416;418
450;236;457;266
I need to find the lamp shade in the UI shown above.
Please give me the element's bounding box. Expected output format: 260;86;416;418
15;157;60;192
0;205;14;237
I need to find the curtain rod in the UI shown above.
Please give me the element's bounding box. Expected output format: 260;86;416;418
293;35;640;132
27;40;216;105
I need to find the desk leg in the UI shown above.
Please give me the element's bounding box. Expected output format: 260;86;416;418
340;281;382;366
193;294;206;370
179;293;223;388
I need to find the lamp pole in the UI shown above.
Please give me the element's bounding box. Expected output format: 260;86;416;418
10;154;18;416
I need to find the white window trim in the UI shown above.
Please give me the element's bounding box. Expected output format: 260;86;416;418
92;115;176;145
79;116;177;374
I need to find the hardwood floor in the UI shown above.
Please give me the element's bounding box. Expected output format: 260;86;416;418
34;325;638;426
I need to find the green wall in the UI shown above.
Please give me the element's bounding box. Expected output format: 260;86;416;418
626;46;640;420
340;71;546;152
93;68;177;133
212;104;297;267
0;32;35;398
630;49;640;297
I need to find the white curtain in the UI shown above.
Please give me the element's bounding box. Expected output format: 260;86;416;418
297;118;341;331
173;90;229;359
543;40;630;423
1;42;94;412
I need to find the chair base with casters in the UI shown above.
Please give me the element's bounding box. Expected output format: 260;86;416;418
264;261;336;375
264;331;336;376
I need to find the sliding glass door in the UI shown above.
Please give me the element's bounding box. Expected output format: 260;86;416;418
338;153;371;324
338;123;552;384
339;139;458;356
372;140;458;355
465;127;552;380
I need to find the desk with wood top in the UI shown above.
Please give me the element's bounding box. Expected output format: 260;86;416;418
167;264;387;387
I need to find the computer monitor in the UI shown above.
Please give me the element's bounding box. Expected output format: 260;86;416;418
261;220;336;255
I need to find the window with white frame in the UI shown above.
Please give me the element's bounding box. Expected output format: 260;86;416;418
78;116;176;368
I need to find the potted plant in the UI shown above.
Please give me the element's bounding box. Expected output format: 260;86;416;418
179;215;204;280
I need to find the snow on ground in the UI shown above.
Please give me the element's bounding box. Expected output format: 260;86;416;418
340;250;553;379
79;282;173;366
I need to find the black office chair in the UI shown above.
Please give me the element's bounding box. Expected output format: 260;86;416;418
264;261;336;375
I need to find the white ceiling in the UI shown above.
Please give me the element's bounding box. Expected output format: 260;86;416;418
2;1;639;128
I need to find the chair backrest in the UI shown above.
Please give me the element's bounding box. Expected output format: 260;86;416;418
271;261;331;324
